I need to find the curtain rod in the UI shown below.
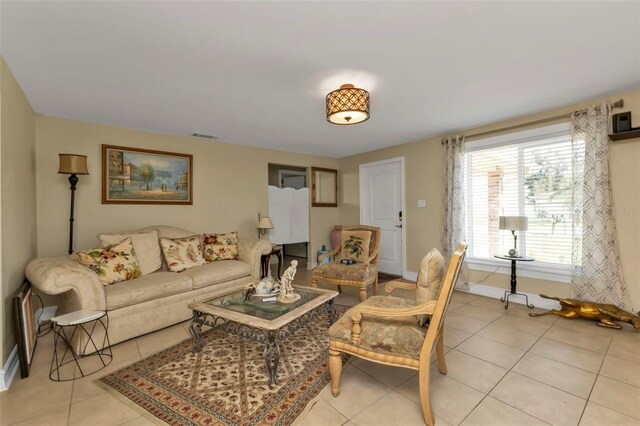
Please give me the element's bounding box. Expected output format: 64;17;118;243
441;99;624;144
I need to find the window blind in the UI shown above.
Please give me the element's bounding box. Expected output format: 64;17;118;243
465;133;582;266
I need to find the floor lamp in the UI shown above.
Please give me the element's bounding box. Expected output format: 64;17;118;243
58;154;89;254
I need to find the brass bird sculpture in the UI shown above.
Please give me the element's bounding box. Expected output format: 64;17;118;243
529;294;640;329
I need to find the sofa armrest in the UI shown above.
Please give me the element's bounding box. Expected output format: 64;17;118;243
237;239;273;279
25;256;106;312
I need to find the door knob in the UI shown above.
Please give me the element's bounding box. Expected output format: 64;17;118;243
395;224;403;228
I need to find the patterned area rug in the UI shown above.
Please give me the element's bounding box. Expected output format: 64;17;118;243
99;305;348;426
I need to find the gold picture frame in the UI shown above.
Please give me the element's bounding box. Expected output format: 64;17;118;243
102;145;193;205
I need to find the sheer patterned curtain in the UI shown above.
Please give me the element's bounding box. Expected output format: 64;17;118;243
442;135;468;289
571;102;633;310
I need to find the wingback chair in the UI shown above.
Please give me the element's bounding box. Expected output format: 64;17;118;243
311;225;381;302
326;243;468;426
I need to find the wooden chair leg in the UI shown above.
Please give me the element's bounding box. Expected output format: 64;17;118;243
358;286;367;302
372;279;379;296
435;326;447;374
337;285;343;293
328;348;342;397
418;364;435;426
311;277;318;288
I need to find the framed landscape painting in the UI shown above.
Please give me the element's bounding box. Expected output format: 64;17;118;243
102;145;193;205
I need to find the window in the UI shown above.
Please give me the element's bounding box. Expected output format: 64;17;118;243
465;123;582;273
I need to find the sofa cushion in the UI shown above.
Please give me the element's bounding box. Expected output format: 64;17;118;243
160;235;206;272
138;225;197;240
203;231;239;261
99;230;162;275
181;260;251;289
76;238;142;286
105;271;193;310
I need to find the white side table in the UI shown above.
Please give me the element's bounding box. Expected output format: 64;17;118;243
49;310;112;381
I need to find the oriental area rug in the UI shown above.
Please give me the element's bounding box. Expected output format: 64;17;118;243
99;306;348;426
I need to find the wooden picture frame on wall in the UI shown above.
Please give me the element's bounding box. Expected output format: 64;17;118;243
311;167;338;207
102;145;193;205
14;280;37;379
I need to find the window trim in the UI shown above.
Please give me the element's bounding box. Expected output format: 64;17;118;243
465;122;572;152
465;121;575;282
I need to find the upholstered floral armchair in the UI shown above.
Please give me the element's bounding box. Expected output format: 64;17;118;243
311;225;381;302
327;243;468;426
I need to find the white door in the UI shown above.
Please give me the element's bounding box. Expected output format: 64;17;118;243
360;158;404;275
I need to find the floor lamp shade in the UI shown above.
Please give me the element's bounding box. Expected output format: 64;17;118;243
58;154;89;175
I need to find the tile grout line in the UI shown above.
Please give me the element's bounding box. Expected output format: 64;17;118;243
456;304;554;426
576;333;615;425
324;362;394;422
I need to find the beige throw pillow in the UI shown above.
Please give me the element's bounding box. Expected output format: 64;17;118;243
76;238;142;286
160;235;206;272
99;230;162;275
203;232;239;262
416;248;446;326
340;230;372;263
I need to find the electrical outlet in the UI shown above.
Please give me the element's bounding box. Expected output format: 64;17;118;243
418;199;426;208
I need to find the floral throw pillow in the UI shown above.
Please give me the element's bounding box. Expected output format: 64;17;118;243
340;230;372;263
203;232;239;262
76;238;142;286
160;235;206;272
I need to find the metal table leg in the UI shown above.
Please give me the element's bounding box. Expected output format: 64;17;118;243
189;312;204;353
264;330;280;386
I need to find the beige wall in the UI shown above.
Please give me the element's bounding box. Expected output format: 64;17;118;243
339;88;640;309
0;58;38;366
35;117;339;272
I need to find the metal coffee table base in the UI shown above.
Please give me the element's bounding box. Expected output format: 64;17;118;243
189;299;336;386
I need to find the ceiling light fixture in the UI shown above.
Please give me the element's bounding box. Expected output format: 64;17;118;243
326;84;370;125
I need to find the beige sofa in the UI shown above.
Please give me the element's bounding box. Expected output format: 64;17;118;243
25;226;272;347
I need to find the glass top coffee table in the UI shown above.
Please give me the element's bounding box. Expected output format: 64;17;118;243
187;285;338;385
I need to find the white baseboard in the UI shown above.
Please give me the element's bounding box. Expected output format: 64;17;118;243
0;346;19;392
0;305;57;392
404;271;418;281
462;283;561;310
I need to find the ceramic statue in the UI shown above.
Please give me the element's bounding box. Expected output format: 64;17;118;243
530;294;640;329
278;260;301;304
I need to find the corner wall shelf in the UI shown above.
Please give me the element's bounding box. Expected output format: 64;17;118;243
609;129;640;141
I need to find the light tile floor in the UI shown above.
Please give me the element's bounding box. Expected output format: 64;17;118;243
2;270;639;426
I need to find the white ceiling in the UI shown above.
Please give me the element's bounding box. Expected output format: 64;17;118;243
2;1;639;158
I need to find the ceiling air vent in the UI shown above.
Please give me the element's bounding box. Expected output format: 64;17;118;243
190;133;219;140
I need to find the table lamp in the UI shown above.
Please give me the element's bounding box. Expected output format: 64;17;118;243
257;212;273;239
499;216;528;257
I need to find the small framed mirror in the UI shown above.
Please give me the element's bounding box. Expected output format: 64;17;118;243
311;167;338;207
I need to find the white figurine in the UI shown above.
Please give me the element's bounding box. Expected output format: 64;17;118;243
277;260;301;304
